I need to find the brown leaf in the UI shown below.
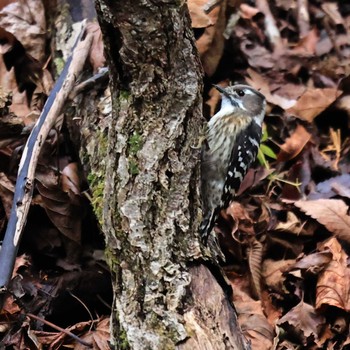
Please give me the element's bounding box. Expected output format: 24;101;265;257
196;1;226;76
205;82;226;116
226;201;255;237
246;69;297;109
0;0;46;62
316;238;350;311
291;251;332;274
286;88;341;122
36;178;83;244
241;41;275;69
2;294;21;314
237;166;273;196
76;317;110;350
0;171;14;217
321;2;344;26
277;124;311;162
275;211;303;234
61;162;81;195
0;26;44;106
278;301;325;345
262;259;295;292
232;288;274;350
188;0;221;28
295;199;350;243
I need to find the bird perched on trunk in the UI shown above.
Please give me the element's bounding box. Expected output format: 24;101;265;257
200;84;266;241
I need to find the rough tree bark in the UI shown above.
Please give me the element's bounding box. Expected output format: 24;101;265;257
72;1;251;349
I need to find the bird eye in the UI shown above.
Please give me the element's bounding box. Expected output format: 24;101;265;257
237;89;245;97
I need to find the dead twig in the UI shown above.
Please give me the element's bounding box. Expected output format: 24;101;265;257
27;312;93;348
0;22;93;306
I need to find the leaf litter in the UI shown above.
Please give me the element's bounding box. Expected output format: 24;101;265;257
195;0;350;348
0;0;350;349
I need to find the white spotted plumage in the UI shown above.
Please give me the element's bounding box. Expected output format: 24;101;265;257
200;84;266;241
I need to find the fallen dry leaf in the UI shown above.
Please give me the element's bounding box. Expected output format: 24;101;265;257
246;68;297;109
36;180;82;244
206;82;227;116
233;287;274;350
195;0;226;76
295;199;350;243
286;88;341;122
0;0;46;61
247;239;263;299
226;201;255;237
291;251;332;275
262;258;295;292
321;2;344;26
277;124;311;162
76;317;110;350
316;238;350;311
188;0;221;28
274;211;303;235
61;162;81;195
278;301;325;345
0;171;14;217
308;174;350;200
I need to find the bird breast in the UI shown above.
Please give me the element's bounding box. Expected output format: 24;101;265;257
207;113;252;164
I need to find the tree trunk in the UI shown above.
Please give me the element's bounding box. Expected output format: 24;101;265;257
72;1;252;348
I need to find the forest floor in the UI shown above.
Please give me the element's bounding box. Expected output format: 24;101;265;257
0;0;350;349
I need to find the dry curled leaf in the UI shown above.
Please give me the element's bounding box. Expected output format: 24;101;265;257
36;180;83;244
239;4;259;19
226;201;255;237
76;317;110;350
316;238;350;311
277;124;311;162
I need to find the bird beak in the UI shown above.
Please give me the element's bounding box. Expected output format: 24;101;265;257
213;84;227;95
213;84;238;107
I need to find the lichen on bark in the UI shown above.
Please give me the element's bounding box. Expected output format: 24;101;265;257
65;1;252;349
93;2;203;348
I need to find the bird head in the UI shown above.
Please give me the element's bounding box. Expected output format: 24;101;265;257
214;84;266;124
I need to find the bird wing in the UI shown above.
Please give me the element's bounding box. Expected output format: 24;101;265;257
221;120;262;208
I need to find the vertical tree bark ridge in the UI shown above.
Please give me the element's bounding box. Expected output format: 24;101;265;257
95;2;203;348
93;1;250;349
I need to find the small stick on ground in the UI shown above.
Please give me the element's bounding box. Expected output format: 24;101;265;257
0;23;93;307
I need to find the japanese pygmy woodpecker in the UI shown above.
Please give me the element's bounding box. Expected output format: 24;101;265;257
200;84;266;240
